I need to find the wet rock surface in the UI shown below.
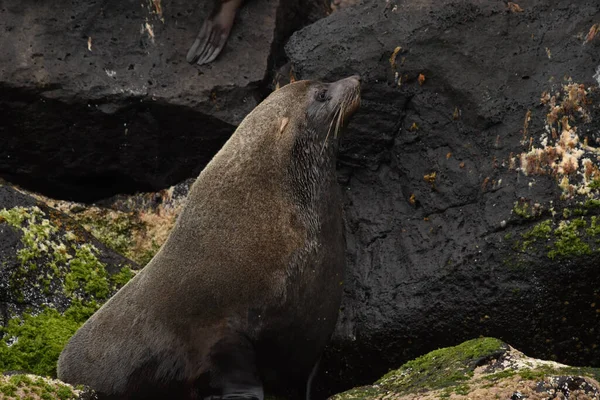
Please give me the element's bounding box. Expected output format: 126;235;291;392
284;0;600;396
0;0;324;201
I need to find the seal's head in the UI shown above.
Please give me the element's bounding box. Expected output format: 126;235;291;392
249;76;361;154
303;75;362;141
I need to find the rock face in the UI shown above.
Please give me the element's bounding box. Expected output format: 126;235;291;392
0;0;325;201
331;337;600;400
284;0;600;396
0;184;137;376
3;0;600;398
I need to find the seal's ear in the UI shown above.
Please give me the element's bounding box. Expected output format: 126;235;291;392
278;117;290;136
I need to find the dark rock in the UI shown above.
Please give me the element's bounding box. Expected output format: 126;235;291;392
285;0;600;396
0;0;325;202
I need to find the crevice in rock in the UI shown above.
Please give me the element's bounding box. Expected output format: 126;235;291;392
0;85;235;202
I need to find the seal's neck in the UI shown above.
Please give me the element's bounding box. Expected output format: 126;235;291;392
287;125;339;212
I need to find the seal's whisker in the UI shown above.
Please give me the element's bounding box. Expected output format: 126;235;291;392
334;103;345;139
320;107;339;155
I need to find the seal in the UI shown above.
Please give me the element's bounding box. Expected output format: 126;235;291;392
57;75;361;400
186;0;246;65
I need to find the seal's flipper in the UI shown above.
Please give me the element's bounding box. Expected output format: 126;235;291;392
186;0;244;65
205;335;264;400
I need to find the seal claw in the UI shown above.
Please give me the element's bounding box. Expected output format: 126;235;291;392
186;20;212;64
196;27;227;65
186;0;242;65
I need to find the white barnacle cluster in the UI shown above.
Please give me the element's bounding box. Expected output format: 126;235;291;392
514;80;600;199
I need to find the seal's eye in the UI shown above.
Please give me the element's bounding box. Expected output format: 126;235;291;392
316;90;328;102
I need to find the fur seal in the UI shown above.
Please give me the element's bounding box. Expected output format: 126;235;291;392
57;75;361;400
186;0;246;65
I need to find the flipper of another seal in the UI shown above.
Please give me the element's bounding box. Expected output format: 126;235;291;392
186;0;245;65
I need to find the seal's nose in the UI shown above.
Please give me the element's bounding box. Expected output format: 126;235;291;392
349;75;361;82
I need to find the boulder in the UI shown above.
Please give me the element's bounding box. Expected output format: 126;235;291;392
0;183;138;377
331;337;600;400
284;0;600;395
0;0;325;201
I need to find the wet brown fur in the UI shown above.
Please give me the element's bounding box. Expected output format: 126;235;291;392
57;77;361;400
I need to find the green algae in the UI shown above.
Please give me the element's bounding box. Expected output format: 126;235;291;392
0;205;119;303
519;219;552;251
331;338;506;399
0;381;18;397
332;338;600;400
514;213;600;260
521;365;599;382
377;337;504;390
513;201;542;220
586;215;600;236
589;179;600;190
584;199;600;209
485;365;600;385
548;218;591;259
329;385;382;400
0;205;135;378
0;207;30;227
63;244;110;299
110;266;135;287
0;301;98;377
75;211;137;262
0;207;57;270
71;208;166;266
483;369;517;381
0;374;76;400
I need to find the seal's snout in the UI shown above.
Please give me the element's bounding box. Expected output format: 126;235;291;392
335;75;361;88
321;75;361;141
333;75;361;118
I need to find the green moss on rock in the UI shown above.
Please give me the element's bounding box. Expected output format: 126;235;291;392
0;374;79;400
332;338;506;399
513;201;542;220
64;244;110;299
584;199;600;209
548;218;591;259
0;301;98;377
378;337;504;391
519;219;552;251
586;215;600;236
0;205;135;378
513;213;600;261
110;266;135;288
74;211;137;262
65;206;173;267
332;338;600;400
